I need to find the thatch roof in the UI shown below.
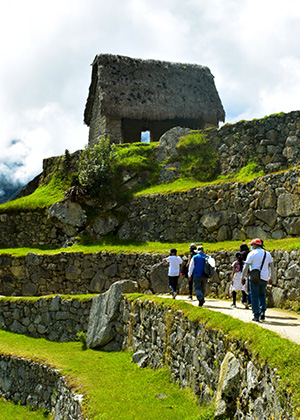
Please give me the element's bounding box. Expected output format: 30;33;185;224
84;54;225;126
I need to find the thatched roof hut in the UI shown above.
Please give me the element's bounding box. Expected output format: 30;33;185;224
84;54;225;145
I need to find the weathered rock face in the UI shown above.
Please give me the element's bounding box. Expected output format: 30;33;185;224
149;262;170;294
86;280;138;351
86;215;119;239
49;200;87;236
155;126;190;163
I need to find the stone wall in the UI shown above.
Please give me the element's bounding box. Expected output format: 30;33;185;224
0;252;162;297
0;295;92;341
1;249;300;307
121;297;294;419
0;210;62;248
0;354;84;419
119;167;300;242
205;110;300;175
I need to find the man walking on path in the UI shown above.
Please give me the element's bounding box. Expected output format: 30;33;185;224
163;248;182;299
241;238;274;322
188;246;207;306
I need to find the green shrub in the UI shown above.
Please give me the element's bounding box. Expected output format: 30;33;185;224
76;331;88;350
175;131;220;181
78;138;118;196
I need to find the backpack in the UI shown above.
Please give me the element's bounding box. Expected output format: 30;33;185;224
203;257;215;278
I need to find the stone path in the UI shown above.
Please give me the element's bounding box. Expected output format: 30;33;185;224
160;294;300;345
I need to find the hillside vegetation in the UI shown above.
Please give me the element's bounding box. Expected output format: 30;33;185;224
0;132;265;212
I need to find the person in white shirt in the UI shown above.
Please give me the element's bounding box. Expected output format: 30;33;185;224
241;238;274;322
163;248;183;299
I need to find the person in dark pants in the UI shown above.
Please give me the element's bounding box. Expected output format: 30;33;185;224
188;246;207;306
241;238;274;322
163;248;183;299
186;243;197;300
240;243;251;307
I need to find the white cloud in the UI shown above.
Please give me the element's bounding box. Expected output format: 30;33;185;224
1;0;300;190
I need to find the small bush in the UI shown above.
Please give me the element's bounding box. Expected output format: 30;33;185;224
76;331;88;350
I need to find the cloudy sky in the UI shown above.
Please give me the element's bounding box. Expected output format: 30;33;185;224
1;0;300;194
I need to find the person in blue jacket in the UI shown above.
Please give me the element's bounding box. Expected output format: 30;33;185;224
188;246;207;306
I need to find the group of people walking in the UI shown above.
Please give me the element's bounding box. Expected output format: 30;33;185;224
163;243;213;307
163;237;274;323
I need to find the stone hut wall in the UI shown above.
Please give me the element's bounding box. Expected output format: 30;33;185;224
0;250;299;307
120;167;300;242
0;354;84;419
121;297;294;419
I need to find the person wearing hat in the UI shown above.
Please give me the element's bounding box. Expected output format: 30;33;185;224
163;248;183;299
241;238;274;322
188;246;207;306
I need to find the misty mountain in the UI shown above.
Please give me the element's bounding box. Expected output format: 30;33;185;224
0;175;24;204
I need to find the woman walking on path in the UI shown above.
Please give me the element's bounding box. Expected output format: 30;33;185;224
163;248;182;299
231;252;248;308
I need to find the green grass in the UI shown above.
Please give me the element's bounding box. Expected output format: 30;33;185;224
0;175;69;212
135;161;264;196
0;398;48;420
0;330;214;420
1;236;300;257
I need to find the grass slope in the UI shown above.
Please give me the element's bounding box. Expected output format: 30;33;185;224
0;399;47;420
0;330;214;420
0;175;69;212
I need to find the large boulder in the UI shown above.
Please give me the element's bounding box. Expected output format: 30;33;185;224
48;200;87;236
86;280;138;350
155;127;190;163
87;216;119;239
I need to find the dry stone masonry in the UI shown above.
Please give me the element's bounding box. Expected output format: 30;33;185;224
120;167;300;242
205;110;300;175
0;250;299;307
122;297;294;419
0;354;84;419
0;295;92;341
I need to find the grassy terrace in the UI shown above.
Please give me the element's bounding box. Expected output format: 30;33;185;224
0;296;300;419
0;316;214;420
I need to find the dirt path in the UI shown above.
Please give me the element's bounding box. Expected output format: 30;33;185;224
160;294;300;345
